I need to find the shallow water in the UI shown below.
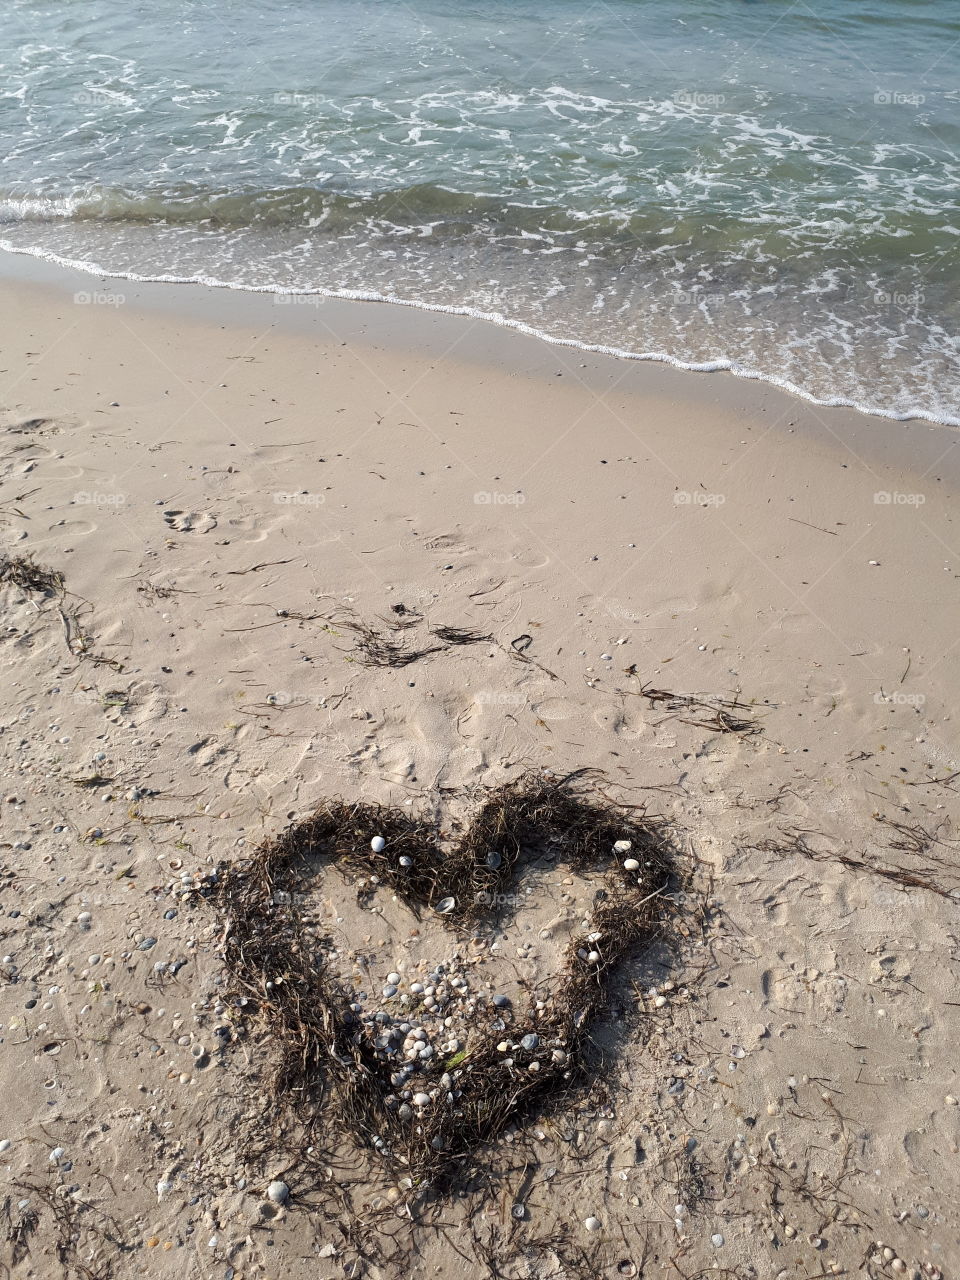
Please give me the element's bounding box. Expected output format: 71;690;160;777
2;0;958;422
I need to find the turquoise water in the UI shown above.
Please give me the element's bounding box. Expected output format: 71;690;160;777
2;0;958;422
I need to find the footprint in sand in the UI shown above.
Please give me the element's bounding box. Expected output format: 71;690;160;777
163;509;217;534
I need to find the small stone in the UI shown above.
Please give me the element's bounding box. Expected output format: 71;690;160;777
267;1181;289;1204
584;1216;601;1232
383;985;398;998
623;858;640;871
412;1092;431;1107
370;836;386;853
613;840;632;852
520;1034;540;1051
946;1095;958;1106
0;1140;10;1153
387;972;401;985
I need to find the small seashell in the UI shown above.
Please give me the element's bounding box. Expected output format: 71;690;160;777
387;972;401;985
623;858;640;871
382;985;398;998
520;1033;540;1051
370;836;386;853
613;840;632;852
711;1234;724;1248
398;856;413;868
512;1203;525;1219
412;1092;431;1107
434;896;456;914
587;951;601;964
584;1216;601;1232
267;1181;289;1204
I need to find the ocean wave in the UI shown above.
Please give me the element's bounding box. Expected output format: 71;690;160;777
2;236;956;429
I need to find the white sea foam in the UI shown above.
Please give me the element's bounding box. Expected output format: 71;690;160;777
2;238;955;429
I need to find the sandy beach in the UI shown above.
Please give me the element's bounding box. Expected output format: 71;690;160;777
1;256;959;1279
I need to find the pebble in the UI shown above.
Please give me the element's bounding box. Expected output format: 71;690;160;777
623;858;640;871
0;1140;10;1153
267;1181;290;1204
387;972;401;985
412;1092;431;1107
370;836;386;853
613;840;632;852
584;1216;601;1232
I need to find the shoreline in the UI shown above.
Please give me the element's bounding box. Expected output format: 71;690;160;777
4;243;960;444
1;250;958;1277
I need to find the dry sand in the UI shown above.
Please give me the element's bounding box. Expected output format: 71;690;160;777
1;254;959;1280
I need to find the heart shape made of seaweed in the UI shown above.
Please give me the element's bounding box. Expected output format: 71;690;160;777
214;770;679;1193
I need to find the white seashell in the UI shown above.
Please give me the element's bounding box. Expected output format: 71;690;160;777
587;951;600;964
623;858;640;871
613;840;632;852
267;1181;290;1204
398;856;413;868
584;1216;601;1232
412;1092;431;1107
434;896;456;914
370;836;386;853
409;982;424;995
